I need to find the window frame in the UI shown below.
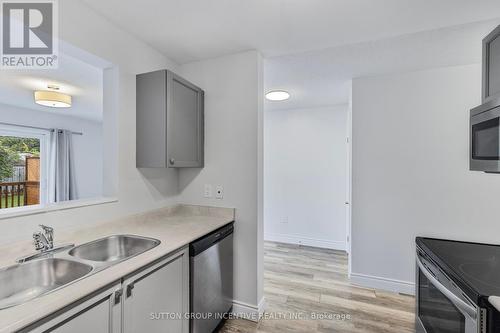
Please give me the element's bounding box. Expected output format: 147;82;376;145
0;124;50;210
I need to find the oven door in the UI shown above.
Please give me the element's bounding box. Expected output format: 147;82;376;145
470;104;500;172
416;252;478;333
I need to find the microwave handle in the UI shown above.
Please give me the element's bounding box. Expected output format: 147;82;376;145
416;254;476;319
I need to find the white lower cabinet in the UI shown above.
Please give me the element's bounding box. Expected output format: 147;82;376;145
123;248;189;333
22;248;189;333
23;283;122;333
49;291;120;333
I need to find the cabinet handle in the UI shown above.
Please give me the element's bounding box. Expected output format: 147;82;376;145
126;284;135;298
169;158;175;165
114;289;123;305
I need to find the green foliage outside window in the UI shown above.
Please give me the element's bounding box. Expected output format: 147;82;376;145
0;137;40;180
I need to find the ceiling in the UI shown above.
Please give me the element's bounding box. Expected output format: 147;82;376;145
81;0;500;64
0;53;103;122
80;0;500;111
265;19;500;110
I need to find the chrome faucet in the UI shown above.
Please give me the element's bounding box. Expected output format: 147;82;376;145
33;225;54;252
17;225;73;263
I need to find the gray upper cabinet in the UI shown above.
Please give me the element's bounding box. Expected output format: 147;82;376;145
483;25;500;103
136;70;204;168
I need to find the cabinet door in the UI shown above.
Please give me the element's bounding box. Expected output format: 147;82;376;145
22;284;122;333
167;72;204;168
49;299;110;333
136;70;167;168
488;35;500;99
123;249;189;333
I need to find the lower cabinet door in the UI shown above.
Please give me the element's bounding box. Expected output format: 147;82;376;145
49;299;111;333
22;283;122;333
123;248;189;333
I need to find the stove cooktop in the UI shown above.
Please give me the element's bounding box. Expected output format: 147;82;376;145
417;237;500;304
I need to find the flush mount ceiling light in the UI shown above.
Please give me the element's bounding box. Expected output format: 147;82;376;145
34;85;72;108
265;90;290;101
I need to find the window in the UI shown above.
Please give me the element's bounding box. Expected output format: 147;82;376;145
0;125;48;210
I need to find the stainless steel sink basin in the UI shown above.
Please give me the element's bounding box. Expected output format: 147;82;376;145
68;235;160;263
0;258;92;309
0;234;159;309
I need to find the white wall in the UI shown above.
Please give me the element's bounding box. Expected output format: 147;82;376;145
0;0;181;245
178;50;265;315
72;122;103;200
264;105;348;250
0;1;264;319
349;64;500;294
0;104;103;199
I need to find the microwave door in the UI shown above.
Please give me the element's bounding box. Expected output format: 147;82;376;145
470;106;500;172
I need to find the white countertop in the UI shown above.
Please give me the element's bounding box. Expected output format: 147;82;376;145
0;204;235;333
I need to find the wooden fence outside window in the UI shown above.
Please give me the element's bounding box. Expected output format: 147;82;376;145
0;157;40;209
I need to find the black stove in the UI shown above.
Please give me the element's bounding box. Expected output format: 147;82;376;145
416;237;500;333
417;237;500;304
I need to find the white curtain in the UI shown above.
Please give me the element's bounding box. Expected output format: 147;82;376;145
48;129;77;203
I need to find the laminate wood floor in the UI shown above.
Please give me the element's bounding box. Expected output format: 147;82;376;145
219;241;415;333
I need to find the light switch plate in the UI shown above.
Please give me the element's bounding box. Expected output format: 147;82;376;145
215;185;224;199
204;184;212;198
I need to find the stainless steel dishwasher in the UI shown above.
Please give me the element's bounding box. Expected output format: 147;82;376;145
190;223;234;333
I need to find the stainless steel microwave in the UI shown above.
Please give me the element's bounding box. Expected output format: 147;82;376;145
470;98;500;172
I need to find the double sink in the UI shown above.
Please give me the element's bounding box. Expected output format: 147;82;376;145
0;235;160;310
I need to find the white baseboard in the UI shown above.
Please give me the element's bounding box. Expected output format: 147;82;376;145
231;297;266;322
258;297;267;315
265;232;346;251
350;272;415;295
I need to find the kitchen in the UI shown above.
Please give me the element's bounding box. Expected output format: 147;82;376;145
1;1;500;333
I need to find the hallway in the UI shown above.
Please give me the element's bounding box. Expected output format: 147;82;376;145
221;242;415;332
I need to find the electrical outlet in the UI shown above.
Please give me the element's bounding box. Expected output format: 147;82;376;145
215;185;224;199
204;184;212;198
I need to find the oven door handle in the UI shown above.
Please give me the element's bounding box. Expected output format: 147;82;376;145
416;255;476;319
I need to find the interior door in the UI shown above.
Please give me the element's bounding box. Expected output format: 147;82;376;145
345;135;351;256
345;106;352;272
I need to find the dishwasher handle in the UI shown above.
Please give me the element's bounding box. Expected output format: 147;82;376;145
190;223;234;256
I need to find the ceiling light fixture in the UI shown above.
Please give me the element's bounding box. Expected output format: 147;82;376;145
265;90;290;101
34;85;72;108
